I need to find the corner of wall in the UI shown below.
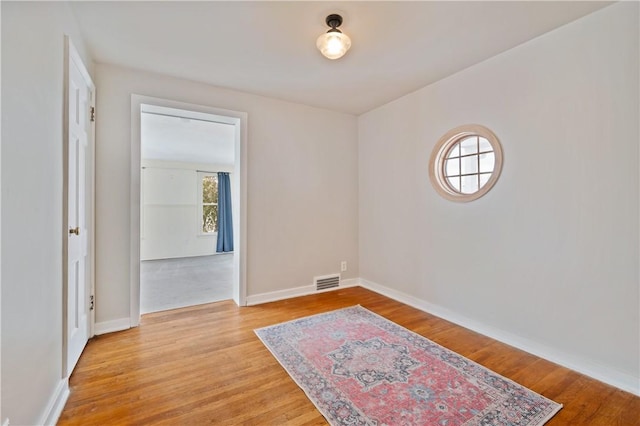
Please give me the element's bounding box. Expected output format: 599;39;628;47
358;278;640;396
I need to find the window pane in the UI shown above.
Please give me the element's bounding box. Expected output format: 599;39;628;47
479;152;495;173
479;137;492;152
202;175;218;204
445;158;460;176
479;173;491;189
446;176;460;192
459;137;478;155
461;175;479;194
461;154;478;175
447;143;460;158
203;204;218;233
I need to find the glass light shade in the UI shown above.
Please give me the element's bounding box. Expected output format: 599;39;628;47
316;31;351;60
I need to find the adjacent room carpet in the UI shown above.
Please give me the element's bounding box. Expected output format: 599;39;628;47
255;306;562;426
140;253;233;314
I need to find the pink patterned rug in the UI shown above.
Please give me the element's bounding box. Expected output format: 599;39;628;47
255;306;562;426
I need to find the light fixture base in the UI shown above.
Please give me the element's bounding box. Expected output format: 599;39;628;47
325;14;343;29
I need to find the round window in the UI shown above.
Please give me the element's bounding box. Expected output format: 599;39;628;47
429;124;503;202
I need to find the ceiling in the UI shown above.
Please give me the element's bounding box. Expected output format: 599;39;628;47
70;1;612;115
141;105;236;165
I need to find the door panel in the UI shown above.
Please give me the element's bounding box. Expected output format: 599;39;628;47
66;38;94;376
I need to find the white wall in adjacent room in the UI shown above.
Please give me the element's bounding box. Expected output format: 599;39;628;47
95;64;359;323
358;2;639;392
141;160;233;260
1;2;93;424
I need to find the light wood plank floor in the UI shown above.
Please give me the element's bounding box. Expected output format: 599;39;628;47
58;287;640;425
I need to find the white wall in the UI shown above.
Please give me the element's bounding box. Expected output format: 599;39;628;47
141;160;233;260
95;64;359;323
358;2;639;393
1;2;93;424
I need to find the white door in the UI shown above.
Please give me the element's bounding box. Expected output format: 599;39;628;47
65;37;95;376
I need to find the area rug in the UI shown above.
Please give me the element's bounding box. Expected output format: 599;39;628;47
255;306;562;426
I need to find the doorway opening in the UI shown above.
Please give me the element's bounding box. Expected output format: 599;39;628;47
130;96;247;325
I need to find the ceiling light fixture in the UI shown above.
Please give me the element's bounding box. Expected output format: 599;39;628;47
316;14;351;60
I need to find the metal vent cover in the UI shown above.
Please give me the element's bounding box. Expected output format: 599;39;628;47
314;274;340;291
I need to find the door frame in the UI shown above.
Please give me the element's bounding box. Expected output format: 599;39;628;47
62;35;96;377
129;95;248;326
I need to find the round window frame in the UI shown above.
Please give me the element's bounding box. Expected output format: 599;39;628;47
429;124;503;202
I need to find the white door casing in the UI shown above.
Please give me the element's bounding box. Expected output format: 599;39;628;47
63;36;95;377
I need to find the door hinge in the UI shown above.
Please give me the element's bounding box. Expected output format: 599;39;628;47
89;294;95;311
90;106;95;122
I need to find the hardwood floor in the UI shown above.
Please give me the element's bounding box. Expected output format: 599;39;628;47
58;287;640;425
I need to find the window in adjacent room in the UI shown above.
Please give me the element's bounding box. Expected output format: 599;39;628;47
429;124;503;202
199;172;218;234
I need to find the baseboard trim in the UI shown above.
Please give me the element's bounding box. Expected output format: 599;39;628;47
245;278;359;306
359;278;640;396
39;378;69;426
94;317;131;335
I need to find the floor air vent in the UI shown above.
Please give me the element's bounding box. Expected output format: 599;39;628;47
315;274;340;291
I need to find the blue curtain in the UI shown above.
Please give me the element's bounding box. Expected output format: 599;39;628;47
216;172;234;252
